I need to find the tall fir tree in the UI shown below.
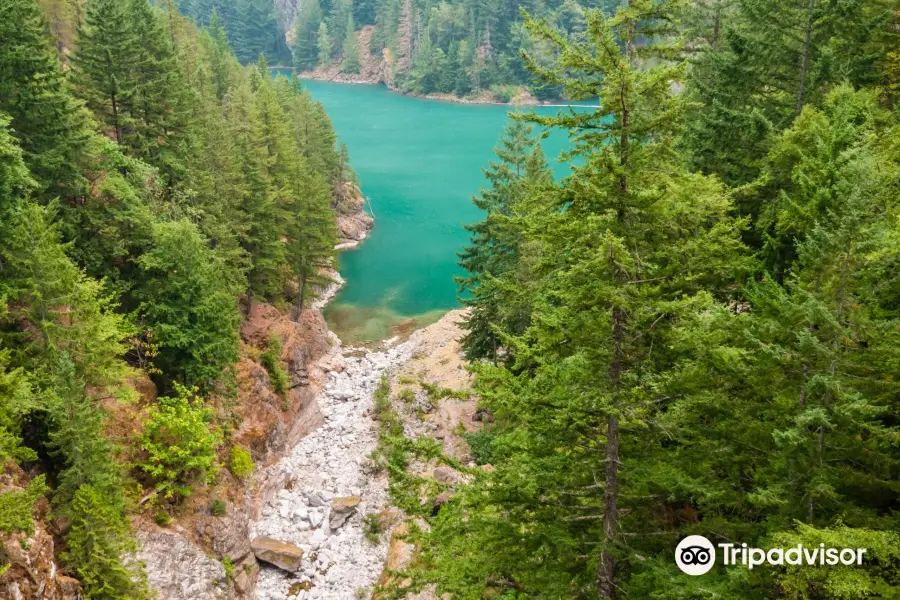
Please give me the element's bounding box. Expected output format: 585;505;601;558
341;13;360;73
456;118;551;362
70;0;141;144
0;0;88;197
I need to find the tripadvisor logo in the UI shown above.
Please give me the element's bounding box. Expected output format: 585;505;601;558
675;535;868;576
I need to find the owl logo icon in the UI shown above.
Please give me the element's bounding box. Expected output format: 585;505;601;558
675;535;716;575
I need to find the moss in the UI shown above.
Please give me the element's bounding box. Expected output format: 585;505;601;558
211;499;227;516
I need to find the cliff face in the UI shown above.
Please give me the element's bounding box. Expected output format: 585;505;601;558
134;189;373;600
0;186;374;600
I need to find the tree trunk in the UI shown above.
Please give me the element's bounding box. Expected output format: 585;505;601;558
598;306;625;599
292;275;306;322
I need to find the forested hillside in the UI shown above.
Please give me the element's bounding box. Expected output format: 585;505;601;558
0;0;349;595
292;0;621;99
402;0;900;598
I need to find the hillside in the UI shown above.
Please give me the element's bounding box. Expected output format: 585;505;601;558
0;0;368;597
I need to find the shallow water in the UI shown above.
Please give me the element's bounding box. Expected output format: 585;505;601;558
298;80;579;343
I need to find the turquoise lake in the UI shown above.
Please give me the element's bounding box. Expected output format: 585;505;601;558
298;80;581;342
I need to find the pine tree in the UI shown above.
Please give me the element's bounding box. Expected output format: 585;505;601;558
136;220;241;393
0;0;88;197
292;0;322;71
62;485;151;600
425;3;747;597
341;13;360;73
287;166;337;321
126;0;190;182
456;118;551;362
681;0;893;186
70;0;141;144
317;22;333;66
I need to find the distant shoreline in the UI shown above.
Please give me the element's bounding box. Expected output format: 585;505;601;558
268;66;599;108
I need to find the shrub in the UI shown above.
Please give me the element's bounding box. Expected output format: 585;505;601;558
229;445;254;480
362;512;382;544
222;555;234;583
136;384;221;499
153;504;172;526
464;429;496;465
260;335;288;395
211;499;227;516
0;475;48;534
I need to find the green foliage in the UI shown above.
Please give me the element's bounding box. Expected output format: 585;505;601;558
260;334;288;395
462;429;494;466
341;14;360;74
222;555;234;582
362;512;382;544
136;384;222;499
456;117;551;361
211;499;227;516
136;219;241;393
419;382;469;401
292;0;323;71
229;445;255;480
0;0;88;197
62;485;151;600
153;504;173;526
0;476;49;535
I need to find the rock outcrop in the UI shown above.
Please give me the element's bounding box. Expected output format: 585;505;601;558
251;537;305;573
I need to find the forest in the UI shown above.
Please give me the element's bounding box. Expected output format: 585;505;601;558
432;0;900;598
0;0;348;595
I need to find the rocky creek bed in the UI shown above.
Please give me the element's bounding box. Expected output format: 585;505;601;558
249;334;421;600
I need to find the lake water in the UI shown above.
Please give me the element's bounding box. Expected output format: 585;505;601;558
298;79;580;343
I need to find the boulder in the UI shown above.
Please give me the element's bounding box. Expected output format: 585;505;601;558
250;537;304;573
330;495;361;513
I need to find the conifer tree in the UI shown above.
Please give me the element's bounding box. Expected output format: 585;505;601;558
126;0;189;181
136;220;241;393
287;166;337;321
63;485;151;600
0;0;88;197
293;0;323;71
227;80;286;303
425;3;746;597
456;118;551;362
341;14;360;73
71;0;141;144
317;22;333;66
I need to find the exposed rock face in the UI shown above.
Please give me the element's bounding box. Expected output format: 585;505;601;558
137;530;229;600
333;181;374;249
0;507;83;600
251;537;305;573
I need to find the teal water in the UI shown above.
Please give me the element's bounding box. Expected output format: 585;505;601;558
299;80;580;342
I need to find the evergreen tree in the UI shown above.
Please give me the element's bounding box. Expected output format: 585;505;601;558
424;3;747;597
0;0;88;197
317;22;333;66
287;165;337;321
341;13;360;73
136;220;241;393
62;485;151;600
681;0;895;186
70;0;141;144
456;118;551;362
293;0;322;71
